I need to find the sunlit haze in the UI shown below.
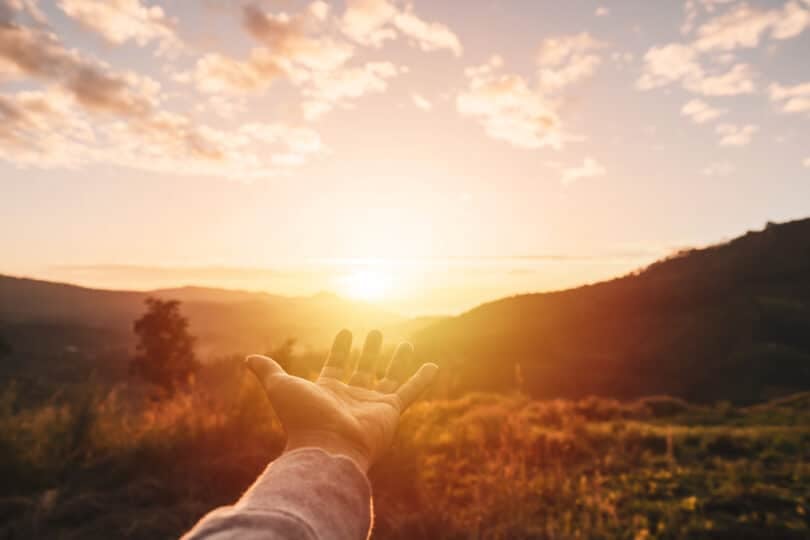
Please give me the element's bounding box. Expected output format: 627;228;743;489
1;0;809;315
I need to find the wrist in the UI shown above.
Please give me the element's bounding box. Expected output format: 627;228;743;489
284;430;371;473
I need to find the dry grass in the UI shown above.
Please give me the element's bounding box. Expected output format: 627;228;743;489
1;360;808;539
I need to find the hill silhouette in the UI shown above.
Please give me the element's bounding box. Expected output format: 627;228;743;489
0;277;404;376
414;218;810;404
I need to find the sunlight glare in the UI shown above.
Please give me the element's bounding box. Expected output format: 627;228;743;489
338;269;393;302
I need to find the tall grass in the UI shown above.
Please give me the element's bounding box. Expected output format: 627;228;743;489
1;362;808;539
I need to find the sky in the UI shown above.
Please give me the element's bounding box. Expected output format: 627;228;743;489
0;0;809;315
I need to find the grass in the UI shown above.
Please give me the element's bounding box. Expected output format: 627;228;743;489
0;360;808;539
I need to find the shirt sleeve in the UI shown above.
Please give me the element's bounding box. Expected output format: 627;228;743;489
181;448;373;540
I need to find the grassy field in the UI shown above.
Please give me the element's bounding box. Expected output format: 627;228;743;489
1;359;808;539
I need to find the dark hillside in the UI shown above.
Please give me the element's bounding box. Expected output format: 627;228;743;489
0;276;403;365
415;218;810;403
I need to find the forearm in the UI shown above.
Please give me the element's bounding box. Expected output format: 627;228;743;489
182;448;373;540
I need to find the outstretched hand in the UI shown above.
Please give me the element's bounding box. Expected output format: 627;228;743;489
246;329;438;472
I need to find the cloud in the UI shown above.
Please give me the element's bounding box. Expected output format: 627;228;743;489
562;157;605;185
693;1;810;52
685;63;755;96
681;98;726;123
179;49;284;94
802;157;810;168
537;32;606;90
0;0;46;25
301;61;400;120
0;21;160;116
391;9;462;55
639;1;810;99
0;9;324;177
411;93;432;111
181;2;411;121
636;43;755;95
0;86;325;176
242;4;353;73
769;81;810;115
0;88;94;168
595;7;609;17
701;161;734;176
341;0;397;46
716;123;758;146
341;0;461;55
636;43;703;90
456;56;565;149
57;0;179;51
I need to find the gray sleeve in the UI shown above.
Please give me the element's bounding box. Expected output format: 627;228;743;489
181;448;373;540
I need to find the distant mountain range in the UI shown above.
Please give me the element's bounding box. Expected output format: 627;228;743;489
0;276;415;361
2;218;810;403
414;218;810;403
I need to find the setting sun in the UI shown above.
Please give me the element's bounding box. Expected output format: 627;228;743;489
338;269;394;302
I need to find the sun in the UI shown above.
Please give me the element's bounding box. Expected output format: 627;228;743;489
338;269;393;302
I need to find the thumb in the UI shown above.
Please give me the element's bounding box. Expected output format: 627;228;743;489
246;354;287;390
396;363;439;411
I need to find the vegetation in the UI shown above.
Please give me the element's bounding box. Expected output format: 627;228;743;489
415;218;810;403
131;298;199;396
0;362;807;539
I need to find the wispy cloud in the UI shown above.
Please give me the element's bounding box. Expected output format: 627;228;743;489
537;32;606;90
701;161;734;176
411;93;432;110
456;56;564;149
716;123;758;146
57;0;180;52
638;1;810;100
341;0;462;55
562;157;605;185
681;98;726;123
769;81;810;115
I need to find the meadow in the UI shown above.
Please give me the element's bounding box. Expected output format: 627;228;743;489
1;357;808;539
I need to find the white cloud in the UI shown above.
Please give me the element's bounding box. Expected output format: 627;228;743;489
341;0;397;46
684;63;755;96
411;93;432;111
180;49;284;94
803;157;810;168
701;161;734;176
0;8;324;177
769;81;810;115
562;157;605;185
341;0;461;55
392;9;462;55
57;0;179;52
456;56;565;149
681;98;726;123
242;4;353;73
595;7;609;17
693;1;810;52
637;44;755;96
302;61;400;120
716;123;758;146
639;1;810;100
537;32;606;90
637;43;702;90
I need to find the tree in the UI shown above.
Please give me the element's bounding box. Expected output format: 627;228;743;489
0;335;10;358
131;297;198;395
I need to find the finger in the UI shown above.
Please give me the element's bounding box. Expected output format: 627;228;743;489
246;355;287;391
376;342;413;393
396;363;438;411
349;330;382;387
319;329;352;380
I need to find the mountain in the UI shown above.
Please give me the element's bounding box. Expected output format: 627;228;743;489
0;276;405;367
414;218;810;404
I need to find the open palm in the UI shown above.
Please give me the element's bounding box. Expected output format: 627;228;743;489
247;329;438;472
